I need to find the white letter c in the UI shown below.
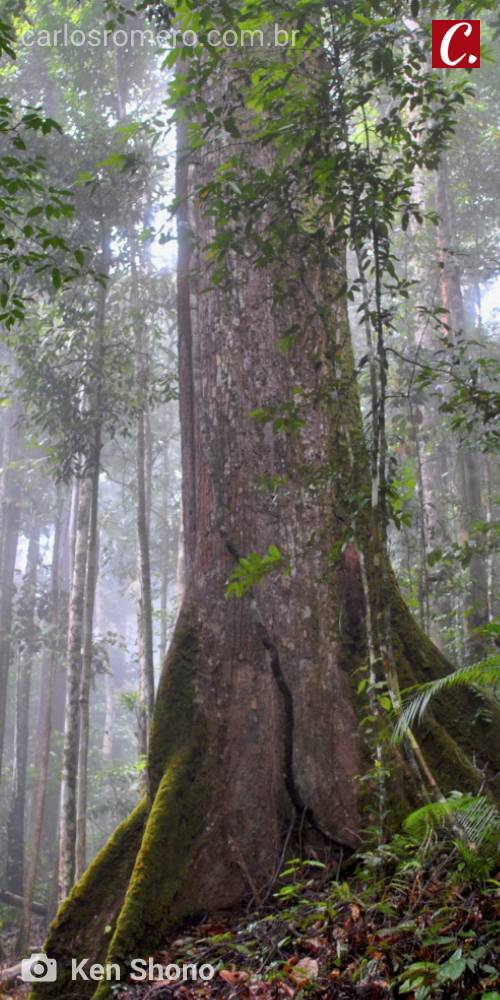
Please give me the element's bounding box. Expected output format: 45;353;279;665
440;22;477;67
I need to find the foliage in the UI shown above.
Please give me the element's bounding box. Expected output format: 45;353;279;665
393;654;500;743
0;97;82;327
0;11;87;328
402;791;500;846
414;341;500;450
109;808;500;998
226;545;286;599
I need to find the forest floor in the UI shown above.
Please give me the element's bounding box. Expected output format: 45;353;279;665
2;837;499;1000
111;854;499;1000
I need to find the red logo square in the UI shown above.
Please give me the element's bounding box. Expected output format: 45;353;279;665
432;20;480;68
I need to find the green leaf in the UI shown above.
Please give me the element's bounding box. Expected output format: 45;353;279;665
427;548;443;567
438;950;466;983
97;151;127;171
378;695;392;712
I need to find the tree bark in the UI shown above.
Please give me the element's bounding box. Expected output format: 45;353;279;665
5;523;40;896
75;231;108;880
158;434;171;663
101;670;113;761
42;491;71;920
130;238;155;757
74;460;100;880
58;474;92;900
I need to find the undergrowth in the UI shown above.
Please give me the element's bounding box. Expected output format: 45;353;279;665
116;794;500;1000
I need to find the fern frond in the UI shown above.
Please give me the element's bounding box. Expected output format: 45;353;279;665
392;655;500;745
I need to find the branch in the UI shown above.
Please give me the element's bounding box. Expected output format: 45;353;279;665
0;889;47;916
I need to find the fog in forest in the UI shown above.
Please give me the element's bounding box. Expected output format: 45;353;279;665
0;1;181;934
0;3;499;998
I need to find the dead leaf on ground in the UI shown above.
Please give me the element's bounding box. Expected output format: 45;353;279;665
219;969;249;984
289;957;319;986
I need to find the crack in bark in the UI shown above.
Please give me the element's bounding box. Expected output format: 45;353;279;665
219;523;353;861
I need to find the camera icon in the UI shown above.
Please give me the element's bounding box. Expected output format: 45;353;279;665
21;953;58;983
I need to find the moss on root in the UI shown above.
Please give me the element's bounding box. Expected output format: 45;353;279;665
91;614;211;1000
147;610;202;795
28;611;210;1000
29;798;148;1000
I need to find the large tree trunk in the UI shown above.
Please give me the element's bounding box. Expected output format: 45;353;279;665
32;52;500;1000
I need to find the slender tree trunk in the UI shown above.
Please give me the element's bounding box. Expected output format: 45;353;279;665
58;474;92;900
403;169;444;647
158;560;169;667
437;158;489;657
69;478;80;586
102;670;113;761
0;401;22;781
5;524;40;895
158;441;171;664
135;412;155;756
130;239;155;756
175;518;185;610
411;409;431;633
74;461;100;879
20;491;66;950
484;457;495;621
43;492;71;919
75;232;108;880
456;446;489;655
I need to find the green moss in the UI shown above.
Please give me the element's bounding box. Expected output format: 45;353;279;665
421;719;483;791
29;799;148;1000
30;612;210;1000
91;615;211;1000
147;608;201;795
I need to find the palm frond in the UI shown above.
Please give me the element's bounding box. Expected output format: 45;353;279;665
392;655;500;745
404;793;500;845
